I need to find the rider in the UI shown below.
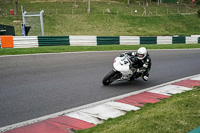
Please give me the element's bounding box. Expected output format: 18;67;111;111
120;47;151;81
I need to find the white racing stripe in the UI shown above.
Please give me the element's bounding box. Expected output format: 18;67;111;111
190;76;200;80
104;101;140;111
78;104;126;120
66;111;103;125
148;85;192;95
66;101;139;125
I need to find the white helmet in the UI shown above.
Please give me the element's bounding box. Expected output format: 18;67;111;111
137;47;147;60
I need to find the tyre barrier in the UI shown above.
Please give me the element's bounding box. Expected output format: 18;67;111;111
0;35;200;48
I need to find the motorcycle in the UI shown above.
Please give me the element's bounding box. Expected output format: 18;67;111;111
102;54;144;86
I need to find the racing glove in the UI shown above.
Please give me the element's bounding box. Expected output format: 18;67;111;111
137;68;146;73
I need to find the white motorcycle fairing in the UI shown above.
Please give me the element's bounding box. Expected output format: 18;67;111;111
113;57;133;80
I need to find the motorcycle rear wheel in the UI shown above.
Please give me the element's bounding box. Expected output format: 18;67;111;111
102;70;120;86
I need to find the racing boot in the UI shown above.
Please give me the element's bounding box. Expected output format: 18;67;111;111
142;73;149;81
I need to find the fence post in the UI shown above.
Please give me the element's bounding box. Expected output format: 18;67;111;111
40;10;45;36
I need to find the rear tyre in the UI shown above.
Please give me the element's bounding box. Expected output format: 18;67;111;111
102;70;120;86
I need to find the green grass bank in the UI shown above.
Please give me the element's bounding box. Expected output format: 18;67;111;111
0;0;200;36
76;86;200;133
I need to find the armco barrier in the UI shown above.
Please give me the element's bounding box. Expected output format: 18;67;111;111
70;36;97;46
38;36;70;46
13;36;38;48
186;36;198;44
191;35;200;43
157;36;172;45
0;36;13;48
97;36;120;45
0;35;199;48
140;37;157;45
120;36;140;45
172;36;186;44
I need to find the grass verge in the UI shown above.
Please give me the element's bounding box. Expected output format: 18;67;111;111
0;44;200;56
76;86;200;133
1;1;200;36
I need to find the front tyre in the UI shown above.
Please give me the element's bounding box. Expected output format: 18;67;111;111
102;70;120;86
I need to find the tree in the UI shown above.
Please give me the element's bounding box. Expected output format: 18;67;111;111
88;0;90;14
14;0;18;15
127;0;130;6
157;0;160;5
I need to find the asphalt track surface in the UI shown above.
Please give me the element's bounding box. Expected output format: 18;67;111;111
0;49;200;128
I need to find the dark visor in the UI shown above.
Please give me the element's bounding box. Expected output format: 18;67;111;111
138;54;144;57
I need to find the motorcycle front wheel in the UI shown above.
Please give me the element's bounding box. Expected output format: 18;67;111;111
102;70;121;86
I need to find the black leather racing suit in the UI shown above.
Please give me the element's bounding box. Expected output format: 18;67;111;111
120;52;152;81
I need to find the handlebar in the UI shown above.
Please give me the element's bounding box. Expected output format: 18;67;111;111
123;54;133;64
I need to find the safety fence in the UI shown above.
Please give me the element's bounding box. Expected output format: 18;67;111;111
38;36;70;46
70;36;97;46
13;36;38;48
0;35;200;48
